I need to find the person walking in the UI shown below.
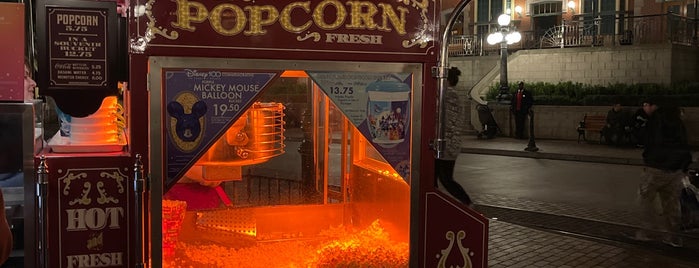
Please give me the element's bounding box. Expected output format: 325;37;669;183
510;82;533;139
634;98;692;247
434;67;473;207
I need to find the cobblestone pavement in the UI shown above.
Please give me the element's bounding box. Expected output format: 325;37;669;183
489;220;697;268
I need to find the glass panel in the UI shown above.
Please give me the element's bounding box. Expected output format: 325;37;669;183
161;70;410;267
478;0;490;23
490;0;503;21
583;0;595;14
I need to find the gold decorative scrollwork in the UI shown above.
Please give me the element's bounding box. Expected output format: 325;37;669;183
436;229;474;268
297;32;321;42
400;0;432;48
437;231;455;268
96;181;119;205
455;230;473;268
409;0;430;10
69;182;92;206
145;0;179;40
62;172;88;196
100;171;126;194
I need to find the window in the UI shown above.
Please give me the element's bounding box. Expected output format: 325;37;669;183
477;0;506;23
581;0;613;35
490;0;504;21
477;0;490;23
531;2;563;17
599;0;615;35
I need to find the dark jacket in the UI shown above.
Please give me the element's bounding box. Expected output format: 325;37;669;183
510;89;533;114
642;106;692;171
606;108;630;129
632;108;650;130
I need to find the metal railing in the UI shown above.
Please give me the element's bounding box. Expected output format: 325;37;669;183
448;13;697;57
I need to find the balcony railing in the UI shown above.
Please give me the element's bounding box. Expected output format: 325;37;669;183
448;13;698;57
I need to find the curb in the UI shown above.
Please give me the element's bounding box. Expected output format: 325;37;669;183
460;147;644;166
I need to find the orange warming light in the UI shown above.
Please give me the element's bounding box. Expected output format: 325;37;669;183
280;70;309;78
162;200;187;259
163;220;408;267
357;158;405;183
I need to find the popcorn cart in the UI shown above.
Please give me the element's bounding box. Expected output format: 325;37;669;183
128;0;487;267
23;0;487;267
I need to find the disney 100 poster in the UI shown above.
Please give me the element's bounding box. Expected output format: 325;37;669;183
163;69;278;185
307;72;412;183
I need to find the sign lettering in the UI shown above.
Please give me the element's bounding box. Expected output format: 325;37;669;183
66;252;123;268
170;0;408;37
65;207;124;231
141;0;437;54
57;167;129;267
48;8;108;87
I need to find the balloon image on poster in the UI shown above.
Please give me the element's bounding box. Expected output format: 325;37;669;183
167;92;208;152
307;71;412;183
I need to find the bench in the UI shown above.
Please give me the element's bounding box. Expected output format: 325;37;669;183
577;114;606;143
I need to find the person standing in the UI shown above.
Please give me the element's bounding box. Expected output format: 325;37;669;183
602;100;631;146
631;99;653;147
0;61;35;263
634;99;692;247
1;61;36;187
23;60;37;101
434;67;473;207
510;82;533;139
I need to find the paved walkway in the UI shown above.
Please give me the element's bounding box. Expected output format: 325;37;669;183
488;221;697;268
458;136;699;267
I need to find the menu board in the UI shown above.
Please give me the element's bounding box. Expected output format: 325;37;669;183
37;0;117;99
48;7;108;87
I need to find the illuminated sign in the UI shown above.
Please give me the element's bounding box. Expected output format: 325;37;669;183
138;0;436;55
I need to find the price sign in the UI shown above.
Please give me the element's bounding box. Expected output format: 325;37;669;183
308;71;413;183
47;7;108;87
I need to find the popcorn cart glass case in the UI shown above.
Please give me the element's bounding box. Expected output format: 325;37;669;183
149;57;423;267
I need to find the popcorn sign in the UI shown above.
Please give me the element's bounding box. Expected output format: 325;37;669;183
57;167;130;268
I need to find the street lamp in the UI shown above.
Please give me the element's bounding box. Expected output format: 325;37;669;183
567;1;576;13
487;13;521;104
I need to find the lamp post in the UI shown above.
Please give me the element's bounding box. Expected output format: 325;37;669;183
487;13;521;105
694;0;698;45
